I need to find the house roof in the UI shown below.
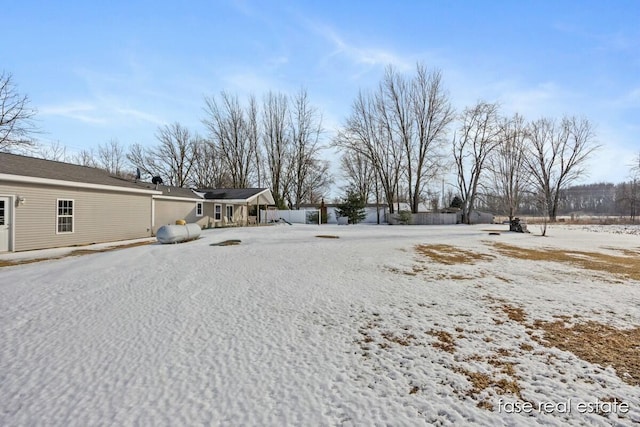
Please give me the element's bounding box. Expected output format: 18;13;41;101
0;152;159;194
199;188;275;205
135;182;201;199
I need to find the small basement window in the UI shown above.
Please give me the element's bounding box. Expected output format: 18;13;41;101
57;199;74;233
196;201;203;217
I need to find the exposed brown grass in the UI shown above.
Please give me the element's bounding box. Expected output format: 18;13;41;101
501;304;527;322
532;320;640;386
381;331;417;346
453;366;522;399
315;235;340;239
602;247;640;257
491;242;640;281
415;244;493;265
519;343;534;352
0;241;152;267
457;368;492;394
487;354;517;377
476;400;494;410
487;301;640;387
428;329;456;353
0;257;47;268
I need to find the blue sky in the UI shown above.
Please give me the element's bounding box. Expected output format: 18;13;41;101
3;0;639;184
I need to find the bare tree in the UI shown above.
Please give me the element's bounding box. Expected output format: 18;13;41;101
127;143;154;180
409;66;454;212
525;116;598;221
190;139;232;188
289;158;333;207
246;95;262;187
381;65;453;213
630;151;640;180
335;64;452;214
70;148;98;168
203;91;256;188
340;150;375;202
97;139;128;176
288;89;329;209
0;72;38;152
616;180;639;222
35;140;68;161
615;152;640;222
127;122;197;187
334;89;403;213
379;67;413;209
154;123;197;187
453;101;501;224
488;113;529;221
261;91;291;208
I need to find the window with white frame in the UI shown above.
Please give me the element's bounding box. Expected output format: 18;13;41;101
57;199;74;233
214;204;222;221
196;201;203;217
226;205;234;222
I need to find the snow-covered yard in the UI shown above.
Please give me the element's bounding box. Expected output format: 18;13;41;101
1;224;639;426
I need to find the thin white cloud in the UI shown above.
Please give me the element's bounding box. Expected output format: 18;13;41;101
266;55;289;69
309;22;412;74
554;21;640;58
608;87;640;109
498;81;570;117
40;103;107;124
40;100;165;128
221;71;286;95
113;107;165;126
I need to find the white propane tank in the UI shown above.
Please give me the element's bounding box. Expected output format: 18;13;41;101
156;223;201;244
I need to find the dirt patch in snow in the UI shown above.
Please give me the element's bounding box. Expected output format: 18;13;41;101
491;242;640;281
210;239;242;246
315;235;340;239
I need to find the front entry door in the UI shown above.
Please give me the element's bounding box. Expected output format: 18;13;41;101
0;197;10;252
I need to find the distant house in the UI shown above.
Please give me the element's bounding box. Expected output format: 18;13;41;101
0;153;275;252
0;153;159;252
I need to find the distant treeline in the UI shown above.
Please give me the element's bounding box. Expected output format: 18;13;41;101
478;181;640;219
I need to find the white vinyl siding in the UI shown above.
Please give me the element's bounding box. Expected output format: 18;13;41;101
153;198;211;233
57;199;74;234
0;182;153;252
